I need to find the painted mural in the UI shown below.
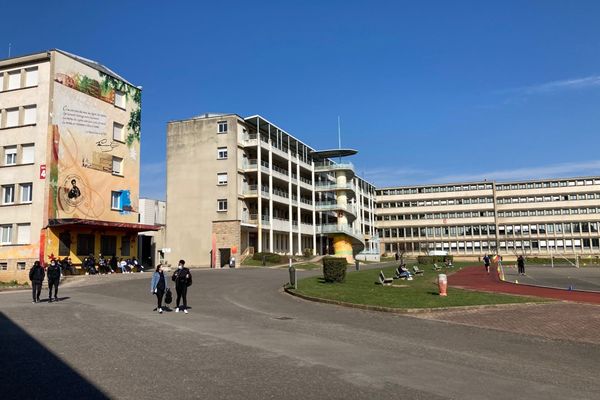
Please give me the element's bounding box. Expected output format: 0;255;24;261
48;54;141;223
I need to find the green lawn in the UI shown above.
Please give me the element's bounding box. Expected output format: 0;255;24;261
292;262;322;270
0;280;28;288
242;258;279;267
291;264;545;309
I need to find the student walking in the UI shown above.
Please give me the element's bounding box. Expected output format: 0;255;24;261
172;260;192;313
483;254;491;274
150;264;169;313
517;255;526;275
47;259;61;302
29;261;45;303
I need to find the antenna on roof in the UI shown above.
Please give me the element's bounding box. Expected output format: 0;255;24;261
337;116;342;162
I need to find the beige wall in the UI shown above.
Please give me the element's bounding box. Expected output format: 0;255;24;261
166;115;241;266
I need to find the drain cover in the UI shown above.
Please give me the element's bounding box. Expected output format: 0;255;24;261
274;316;295;320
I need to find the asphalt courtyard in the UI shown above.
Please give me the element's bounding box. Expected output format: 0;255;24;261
502;265;600;292
1;268;600;400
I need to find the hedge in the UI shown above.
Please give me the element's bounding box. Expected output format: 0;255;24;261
417;255;453;264
252;252;282;263
322;257;347;283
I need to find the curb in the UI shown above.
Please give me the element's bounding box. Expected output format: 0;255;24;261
283;286;545;314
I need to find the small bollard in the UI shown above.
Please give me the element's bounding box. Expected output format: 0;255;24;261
355;260;360;271
262;255;266;266
288;259;297;289
437;273;447;297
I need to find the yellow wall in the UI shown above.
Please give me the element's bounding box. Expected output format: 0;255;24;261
45;227;137;265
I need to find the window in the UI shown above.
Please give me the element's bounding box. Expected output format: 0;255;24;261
16;224;30;244
5;108;19;128
21;144;34;163
58;232;71;256
111;191;122;210
112;156;123;175
0;263;6;271
217;173;228;185
20;183;32;203
121;236;131;256
23;105;37;125
8;70;20;90
25;67;38;87
115;91;126;108
100;235;117;256
4;146;16;165
0;225;12;244
2;185;14;204
217;199;227;212
217;121;228;133
217;147;228;159
17;262;26;270
113;122;124;141
76;234;95;255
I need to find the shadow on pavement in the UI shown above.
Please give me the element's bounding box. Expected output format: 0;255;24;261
0;312;109;399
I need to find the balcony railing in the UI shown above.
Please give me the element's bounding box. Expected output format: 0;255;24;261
314;182;356;192
314;162;355;172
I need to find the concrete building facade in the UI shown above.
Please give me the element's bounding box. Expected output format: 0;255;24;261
166;114;377;267
0;49;153;282
138;198;166;267
377;177;600;259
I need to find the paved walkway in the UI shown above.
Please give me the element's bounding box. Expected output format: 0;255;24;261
449;265;600;304
2;268;600;399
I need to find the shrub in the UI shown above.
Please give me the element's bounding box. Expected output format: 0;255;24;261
322;257;347;283
252;252;281;263
417;255;453;264
303;248;313;258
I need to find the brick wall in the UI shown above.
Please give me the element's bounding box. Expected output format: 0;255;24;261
212;220;241;268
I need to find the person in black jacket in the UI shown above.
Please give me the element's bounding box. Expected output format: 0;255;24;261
29;261;45;303
517;255;526;275
47;259;61;302
172;259;192;313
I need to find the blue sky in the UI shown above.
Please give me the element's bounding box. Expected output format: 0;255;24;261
2;1;600;199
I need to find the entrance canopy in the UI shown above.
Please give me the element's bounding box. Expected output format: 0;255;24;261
47;219;160;232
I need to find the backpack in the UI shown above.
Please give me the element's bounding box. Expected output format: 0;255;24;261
164;288;172;304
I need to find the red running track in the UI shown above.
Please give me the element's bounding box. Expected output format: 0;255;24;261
449;265;600;304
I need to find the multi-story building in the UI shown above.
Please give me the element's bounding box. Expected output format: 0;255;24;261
0;49;154;282
166;114;378;267
376;177;600;259
138;198;166;267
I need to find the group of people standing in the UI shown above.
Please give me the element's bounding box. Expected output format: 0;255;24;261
29;259;62;303
150;260;192;314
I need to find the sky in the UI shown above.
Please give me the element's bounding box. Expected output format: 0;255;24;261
2;0;600;199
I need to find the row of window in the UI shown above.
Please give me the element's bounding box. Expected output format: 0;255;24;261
378;197;494;208
498;207;600;218
0;104;37;129
2;183;33;204
498;222;599;235
0;261;27;271
377;210;495;221
381;225;498;239
385;238;600;253
58;233;131;257
496;179;600;191
377;183;493;196
0;223;31;245
497;192;600;204
0;67;38;92
3;143;34;166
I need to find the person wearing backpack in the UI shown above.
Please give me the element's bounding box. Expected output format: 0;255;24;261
47;259;61;302
150;264;169;314
172;259;192;313
29;261;45;303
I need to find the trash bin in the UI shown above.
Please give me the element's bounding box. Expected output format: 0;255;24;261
355;260;360;271
437;273;448;297
289;265;297;289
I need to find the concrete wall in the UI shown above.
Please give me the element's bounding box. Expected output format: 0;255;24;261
166;115;241;267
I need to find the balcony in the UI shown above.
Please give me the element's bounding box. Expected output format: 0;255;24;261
316;223;364;244
314;162;355;174
314;182;356;193
241;133;258;147
315;201;356;219
241;159;258;171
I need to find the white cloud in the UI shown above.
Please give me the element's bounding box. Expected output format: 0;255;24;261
362;160;600;187
431;160;600;184
506;75;600;96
